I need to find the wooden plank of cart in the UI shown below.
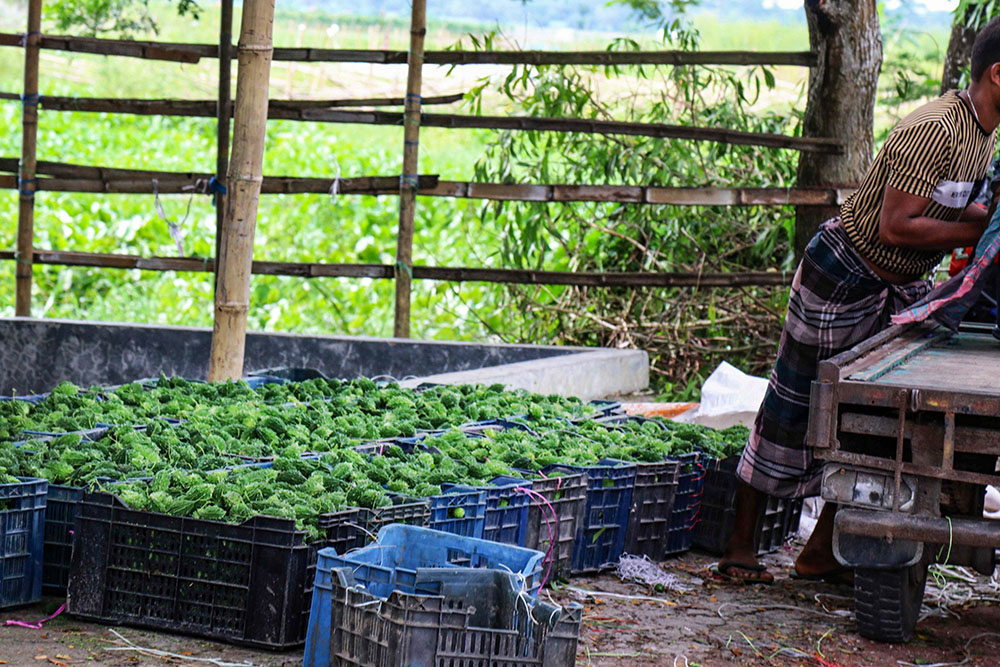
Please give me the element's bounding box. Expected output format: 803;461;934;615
807;321;1000;643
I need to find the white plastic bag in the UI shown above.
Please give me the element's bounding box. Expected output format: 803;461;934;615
675;361;769;429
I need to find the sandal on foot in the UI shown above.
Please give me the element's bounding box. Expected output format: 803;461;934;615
715;560;775;585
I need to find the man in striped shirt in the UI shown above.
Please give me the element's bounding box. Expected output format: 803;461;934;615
718;18;1000;585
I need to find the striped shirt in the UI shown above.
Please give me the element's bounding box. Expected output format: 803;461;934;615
841;90;996;276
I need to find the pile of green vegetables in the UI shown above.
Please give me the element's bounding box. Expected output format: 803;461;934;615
0;377;598;440
0;376;750;540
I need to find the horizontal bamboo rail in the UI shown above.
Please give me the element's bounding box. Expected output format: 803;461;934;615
0;248;794;288
0;33;817;67
0;92;466;116
0;94;839;153
296;110;842;153
0;159;438;194
0;157;856;203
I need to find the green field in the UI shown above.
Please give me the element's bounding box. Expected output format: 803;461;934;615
0;1;957;392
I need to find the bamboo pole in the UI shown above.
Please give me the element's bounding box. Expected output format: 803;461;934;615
393;0;426;338
0;249;795;288
208;0;275;381
0;33;818;67
299;110;843;154
15;0;42;316
44;93;462;112
215;0;233;294
0;160;857;203
0;92;466;116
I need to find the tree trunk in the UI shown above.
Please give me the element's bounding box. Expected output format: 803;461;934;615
208;0;274;381
794;0;882;261
940;11;977;95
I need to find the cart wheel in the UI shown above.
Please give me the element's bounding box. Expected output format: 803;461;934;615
854;563;928;643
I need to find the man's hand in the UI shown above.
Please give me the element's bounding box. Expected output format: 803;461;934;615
879;186;989;250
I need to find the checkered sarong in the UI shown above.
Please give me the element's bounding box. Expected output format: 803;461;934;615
737;219;931;498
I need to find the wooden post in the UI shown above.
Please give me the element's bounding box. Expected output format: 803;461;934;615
214;0;233;293
207;0;275;381
15;0;42;316
392;0;426;338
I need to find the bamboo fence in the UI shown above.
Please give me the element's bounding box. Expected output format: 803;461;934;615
0;10;843;336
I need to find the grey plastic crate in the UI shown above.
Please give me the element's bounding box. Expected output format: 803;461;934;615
308;567;581;667
523;472;587;582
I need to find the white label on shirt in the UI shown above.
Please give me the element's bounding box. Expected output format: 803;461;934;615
932;179;976;209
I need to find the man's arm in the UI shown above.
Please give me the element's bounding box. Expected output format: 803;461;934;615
879;185;989;250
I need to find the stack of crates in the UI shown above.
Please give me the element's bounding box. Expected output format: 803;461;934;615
304;525;581;667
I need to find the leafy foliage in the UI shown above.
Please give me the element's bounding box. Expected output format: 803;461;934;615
48;0;200;36
461;17;799;396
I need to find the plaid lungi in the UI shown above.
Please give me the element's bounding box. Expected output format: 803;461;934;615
737;219;931;498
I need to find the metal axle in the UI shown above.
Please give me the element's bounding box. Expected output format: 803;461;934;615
836;508;1000;549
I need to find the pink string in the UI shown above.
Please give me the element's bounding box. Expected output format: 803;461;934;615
516;486;558;590
6;603;65;629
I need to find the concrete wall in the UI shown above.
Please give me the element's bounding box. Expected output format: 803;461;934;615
0;318;648;399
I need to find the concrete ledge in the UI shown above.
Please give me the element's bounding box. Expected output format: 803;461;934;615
404;348;649;401
0;318;648;399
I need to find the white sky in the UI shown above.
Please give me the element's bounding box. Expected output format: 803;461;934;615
763;0;957;10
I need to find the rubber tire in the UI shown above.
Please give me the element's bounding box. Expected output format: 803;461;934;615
854;563;928;643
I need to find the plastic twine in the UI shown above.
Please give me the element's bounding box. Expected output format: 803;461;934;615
516;485;558;590
6;603;65;629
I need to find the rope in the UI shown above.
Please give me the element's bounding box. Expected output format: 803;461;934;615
18;31;40;47
328;156;341;200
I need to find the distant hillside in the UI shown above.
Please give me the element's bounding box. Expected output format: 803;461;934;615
287;0;955;32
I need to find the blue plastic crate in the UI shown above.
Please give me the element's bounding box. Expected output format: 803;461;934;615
542;460;636;575
315;524;545;602
429;485;487;539
42;484;83;595
443;477;531;546
0;394;48;405
0;477;47;608
665;452;705;555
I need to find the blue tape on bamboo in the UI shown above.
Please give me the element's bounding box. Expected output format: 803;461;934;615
208;176;227;208
404;140;419;146
20;93;40;107
400;174;420;188
19;31;41;46
395;260;413;279
18;177;37;198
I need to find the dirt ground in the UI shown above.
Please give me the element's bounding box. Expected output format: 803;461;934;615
3;542;1000;667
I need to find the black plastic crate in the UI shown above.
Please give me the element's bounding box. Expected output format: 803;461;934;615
543;461;636;575
691;455;803;555
664;452;704;556
43;484;83;595
67;491;319;648
0;477;47;609
318;495;431;555
623;460;682;561
522;472;586;582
